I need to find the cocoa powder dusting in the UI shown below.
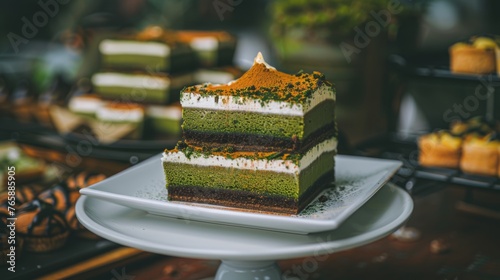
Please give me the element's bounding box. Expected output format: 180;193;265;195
184;63;331;103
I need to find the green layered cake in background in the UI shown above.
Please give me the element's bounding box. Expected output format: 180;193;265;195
145;103;182;136
67;94;105;118
99;26;198;72
162;52;337;215
95;103;145;140
176;31;237;68
63;26;240;142
91;72;193;104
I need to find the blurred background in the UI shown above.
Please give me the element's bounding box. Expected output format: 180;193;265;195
1;1;500;279
1;0;499;153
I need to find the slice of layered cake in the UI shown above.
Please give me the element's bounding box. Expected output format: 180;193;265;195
162;53;337;214
99;26;198;72
91;72;193;104
176;31;237;67
181;53;336;152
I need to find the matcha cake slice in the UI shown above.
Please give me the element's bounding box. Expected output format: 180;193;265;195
92;72;193;104
146;103;182;135
181;52;336;152
99;27;198;72
96;103;144;140
176;31;237;67
162;137;337;214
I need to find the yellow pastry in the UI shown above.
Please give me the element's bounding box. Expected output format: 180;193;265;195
419;131;462;168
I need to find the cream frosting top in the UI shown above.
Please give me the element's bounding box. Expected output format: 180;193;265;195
99;39;170;57
96;105;144;122
92;73;170;90
180;52;335;116
69;95;105;113
181;84;335;116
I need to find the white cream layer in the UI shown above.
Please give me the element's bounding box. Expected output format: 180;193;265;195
99;39;170;57
189;37;218;51
92;73;170;90
146;105;182;120
180;84;335;116
68;96;105;113
162;138;337;174
96;106;144;122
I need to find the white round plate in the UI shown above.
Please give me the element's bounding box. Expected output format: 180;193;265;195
76;183;412;261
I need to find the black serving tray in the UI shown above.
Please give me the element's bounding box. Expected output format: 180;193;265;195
0;236;118;280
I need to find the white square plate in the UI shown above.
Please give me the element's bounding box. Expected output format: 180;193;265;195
80;154;401;234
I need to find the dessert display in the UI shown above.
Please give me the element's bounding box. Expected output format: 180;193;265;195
460;133;500;177
67;94;105;117
64;205;98;239
95;103;145;140
0;143;47;192
418;116;500;177
65;171;107;201
162;53;337;214
16;199;70;252
176;31;237;67
0;184;45;209
0;168;107;254
449;36;499;75
418;131;462;169
91;72;193;105
496;47;500;76
63;172;107;238
59;26;242;143
145;103;182;136
99;26;198;72
38;184;73;213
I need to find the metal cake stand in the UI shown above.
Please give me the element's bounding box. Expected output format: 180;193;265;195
76;183;412;280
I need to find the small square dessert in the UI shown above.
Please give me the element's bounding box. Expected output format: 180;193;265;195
418;131;462;169
176;31;237;67
95;103;144;140
146;103;182;135
450;37;498;75
68;94;105;118
99;26;198;72
460;133;500;177
91;72;193;104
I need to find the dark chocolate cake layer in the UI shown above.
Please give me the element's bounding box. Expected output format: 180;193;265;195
168;172;334;215
183;123;337;153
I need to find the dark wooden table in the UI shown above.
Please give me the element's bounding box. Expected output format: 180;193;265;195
88;185;500;280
